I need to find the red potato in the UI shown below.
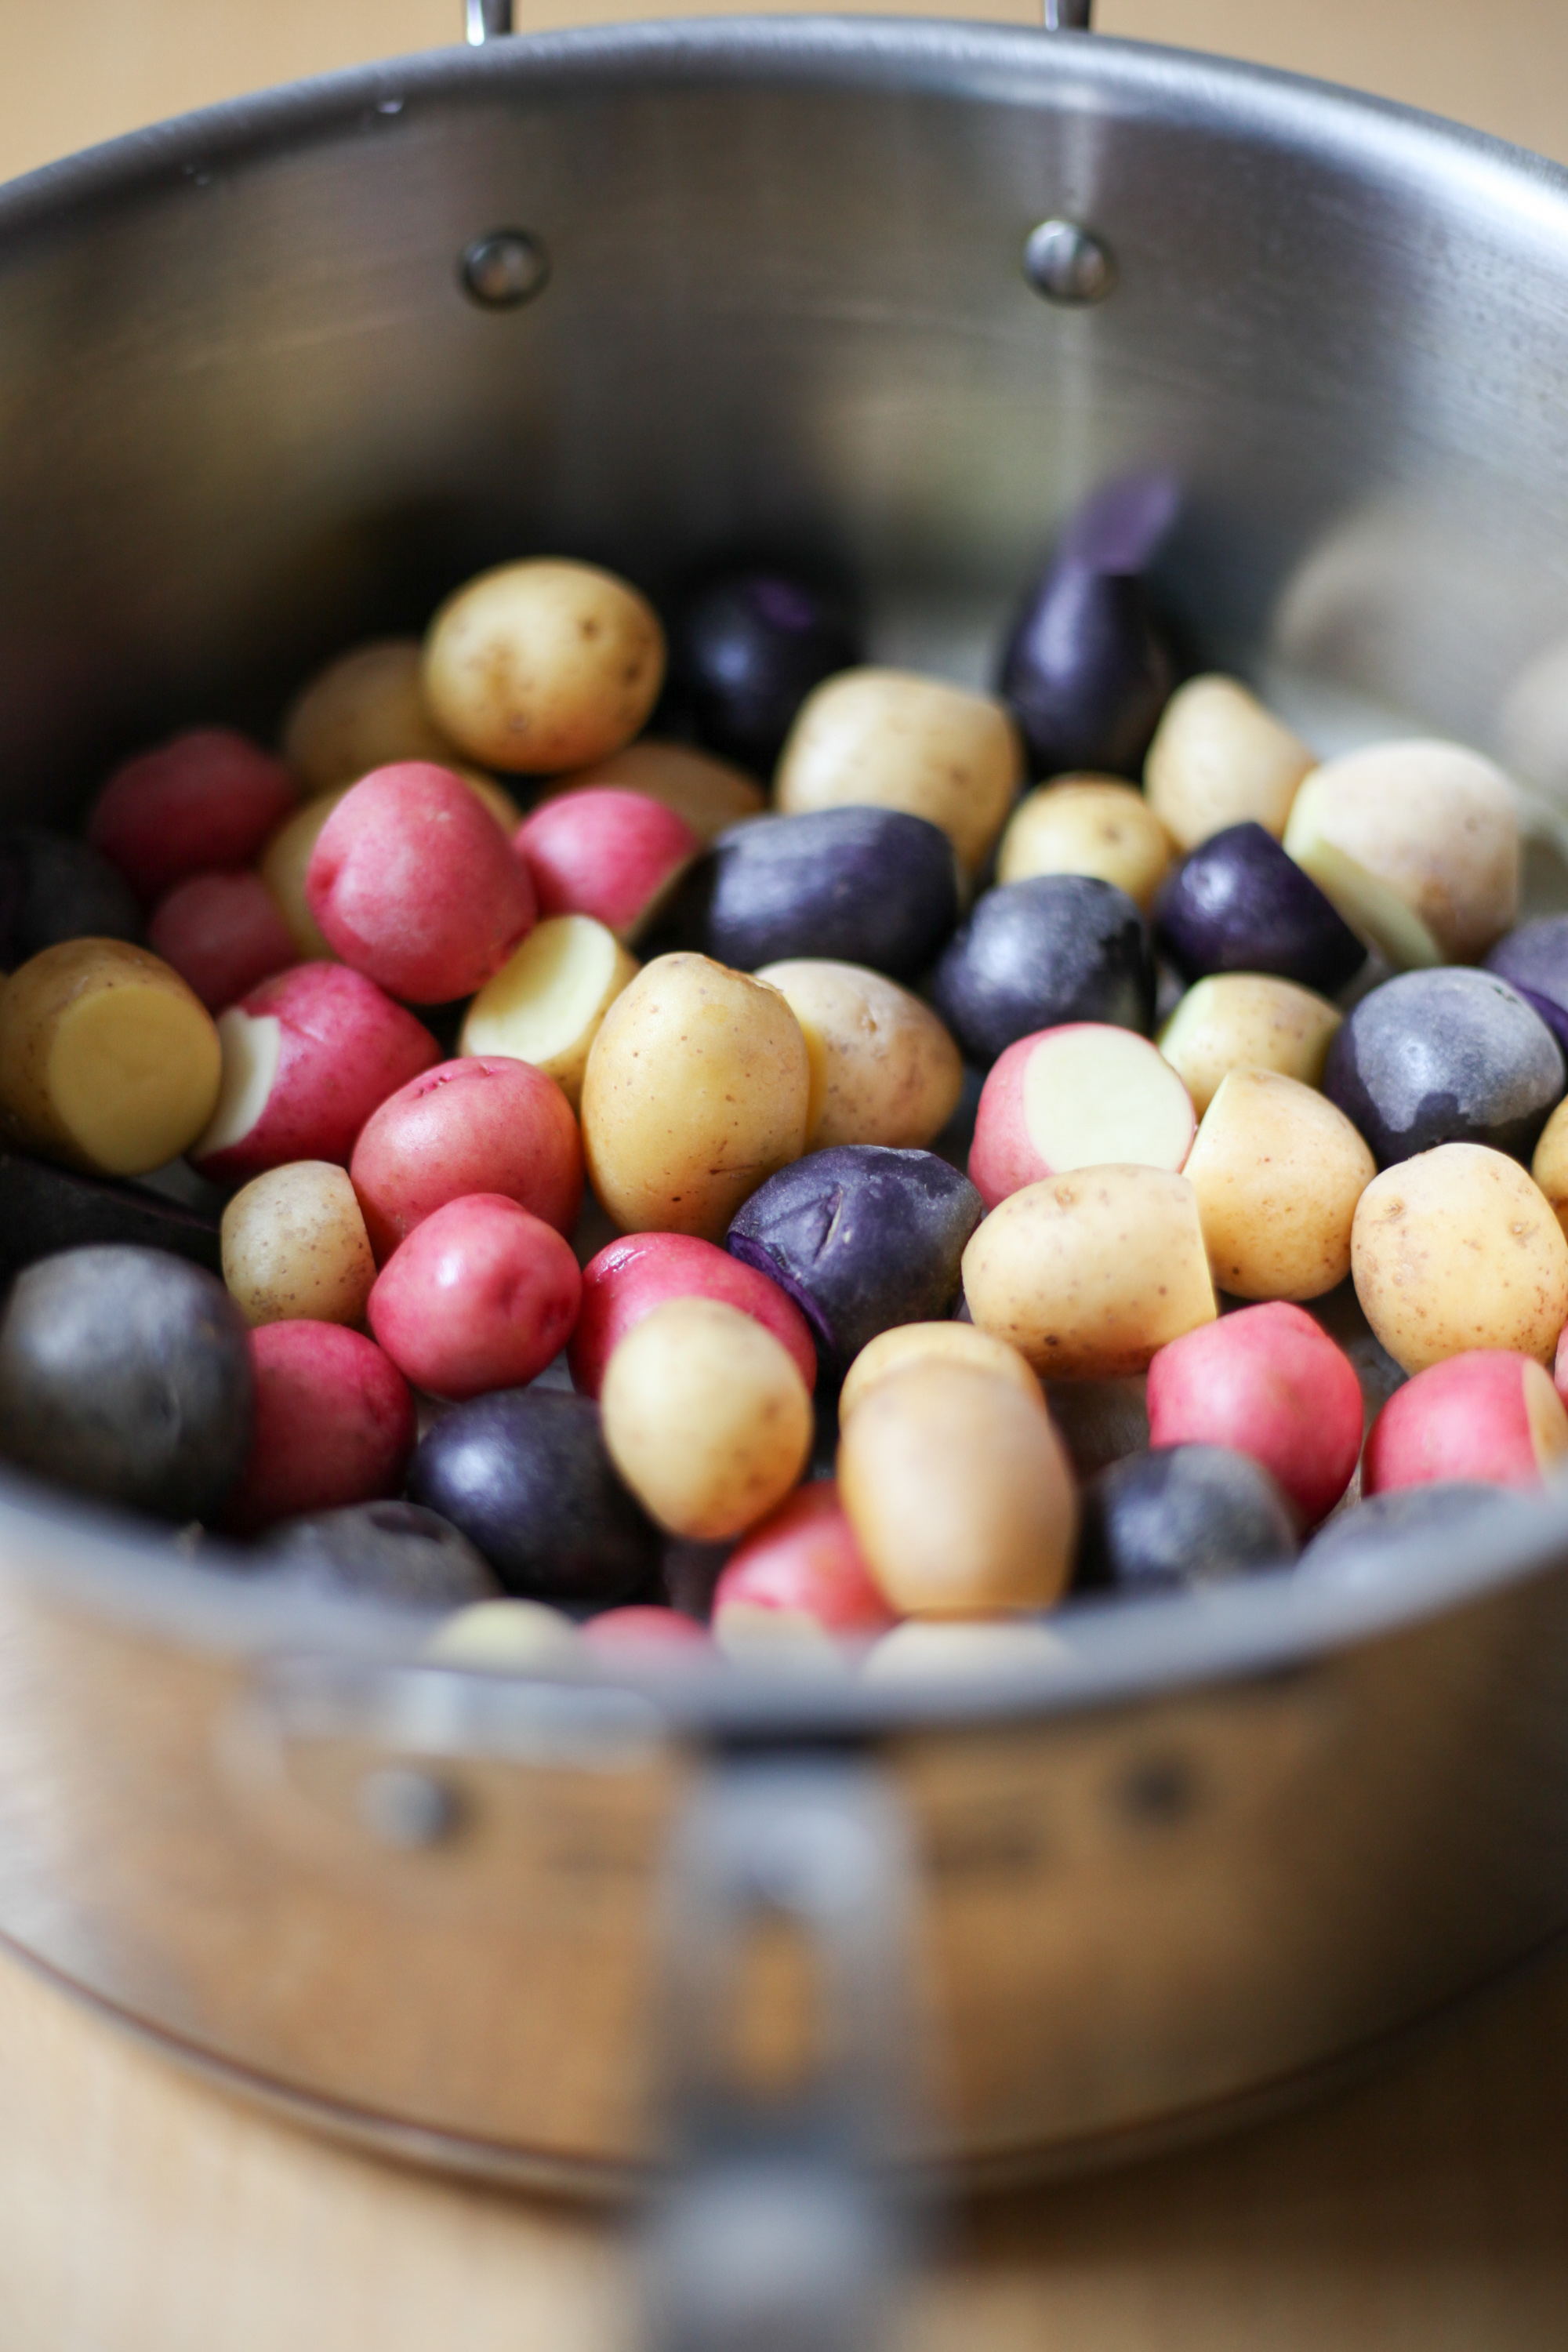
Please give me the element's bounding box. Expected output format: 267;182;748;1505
147;870;297;1011
350;1055;584;1261
711;1480;896;1641
367;1192;583;1399
513;789;702;945
190;962;440;1185
580;1606;713;1657
1363;1349;1568;1494
88;728;299;906
1145;1300;1363;1527
220;1319;415;1536
969;1023;1196;1210
568;1230;817;1399
305;762;536;1002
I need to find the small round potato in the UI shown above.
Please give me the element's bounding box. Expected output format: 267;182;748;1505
775;668;1022;875
1352;1142;1568;1373
1533;1096;1568;1240
544;740;766;843
1182;1068;1375;1301
995;777;1174;909
839;1321;1041;1422
1158;973;1342;1116
862;1617;1071;1680
460;914;639;1112
425;1599;582;1672
422;558;666;774
601;1296;813;1540
581;953;811;1238
1144;676;1315;849
259;789;345;960
281;638;460;791
837;1359;1076;1616
220;1160;377;1327
1283;739;1519;967
754;958;962;1150
962;1166;1217;1377
0;939;221;1176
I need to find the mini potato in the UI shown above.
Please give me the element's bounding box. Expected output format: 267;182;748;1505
0;939;222;1176
996;777;1174;909
460;915;639;1112
1532;1095;1568;1239
775;667;1022;875
259;788;345;960
1182;1068;1375;1301
962;1165;1217;1377
754;958;963;1149
220;1160;377;1328
544;740;767;843
1158;973;1342;1116
1352;1142;1568;1373
1144;675;1315;849
837;1359;1077;1616
601;1296;813;1540
1283;739;1520;967
422;558;666;774
839;1321;1041;1421
281;638;460;791
581;952;811;1238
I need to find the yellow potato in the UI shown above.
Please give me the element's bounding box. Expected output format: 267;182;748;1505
1144;675;1314;848
258;789;345;960
1182;1068;1374;1301
996;777;1174;909
422;558;665;774
1352;1142;1568;1373
1158;973;1342;1116
962;1166;1216;1377
544;740;765;842
450;766;526;833
862;1618;1073;1681
754;958;962;1149
775;667;1022;874
0;940;221;1177
581;953;811;1238
220;1160;376;1327
839;1321;1040;1423
281;637;460;790
837;1360;1076;1617
601;1297;813;1540
461;915;638;1112
424;1600;581;1672
1531;1097;1568;1240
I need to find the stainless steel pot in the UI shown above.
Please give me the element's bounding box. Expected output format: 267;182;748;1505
3;1;1568;2207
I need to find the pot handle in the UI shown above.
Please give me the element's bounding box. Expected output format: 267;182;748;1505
466;0;1092;37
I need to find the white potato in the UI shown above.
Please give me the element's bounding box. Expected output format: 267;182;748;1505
775;667;1022;873
1182;1067;1374;1301
1158;973;1342;1116
1145;675;1315;848
996;777;1174;909
838;1320;1041;1423
461;915;639;1112
220;1160;376;1327
545;740;765;842
1352;1142;1568;1373
754;958;962;1149
281;638;460;790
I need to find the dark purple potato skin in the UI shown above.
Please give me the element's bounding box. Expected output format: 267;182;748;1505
0;828;141;968
1074;1443;1298;1598
931;874;1155;1065
0;1244;252;1520
256;1501;500;1610
1155;822;1367;993
0;1149;222;1286
1300;1481;1506;1576
1323;968;1565;1169
727;1145;984;1377
408;1388;659;1607
654;807;959;980
671;571;859;769
1485;916;1568;1055
1000;568;1175;779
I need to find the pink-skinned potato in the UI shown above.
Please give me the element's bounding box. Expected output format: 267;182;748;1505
1363;1349;1568;1495
970;1022;1196;1208
568;1230;817;1398
147;869;297;1012
580;1606;713;1657
367;1192;583;1399
306;761;536;1003
190;962;440;1185
219;1319;415;1535
88;728;299;906
712;1479;896;1640
1145;1300;1363;1526
514;789;702;945
350;1054;584;1261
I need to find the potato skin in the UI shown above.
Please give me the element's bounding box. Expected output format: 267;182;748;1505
996;777;1174;909
1144;675;1314;849
221;1160;376;1327
755;958;962;1149
1181;1068;1375;1301
581;953;811;1238
1158;974;1341;1117
422;559;665;774
1533;1095;1568;1239
961;1165;1216;1377
281;638;459;791
1352;1142;1568;1373
543;740;766;843
839;1320;1040;1421
775;667;1022;874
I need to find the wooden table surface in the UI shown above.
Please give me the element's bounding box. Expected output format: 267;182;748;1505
5;4;1568;2347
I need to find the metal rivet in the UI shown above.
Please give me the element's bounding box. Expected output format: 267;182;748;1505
459;230;550;309
1022;218;1116;306
358;1765;460;1849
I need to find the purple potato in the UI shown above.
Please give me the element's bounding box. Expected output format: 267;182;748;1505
1155;821;1367;992
0;827;141;968
0;1148;222;1285
931;874;1155;1065
1299;1481;1506;1577
1323;967;1564;1169
256;1500;500;1610
654;806;959;980
1485;915;1568;1054
1000;568;1175;779
1074;1443;1298;1598
670;570;859;768
727;1145;984;1377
